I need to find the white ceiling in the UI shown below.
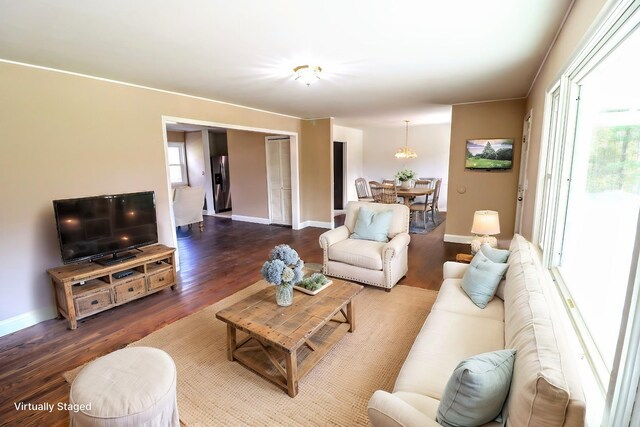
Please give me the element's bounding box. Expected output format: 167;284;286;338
0;0;572;127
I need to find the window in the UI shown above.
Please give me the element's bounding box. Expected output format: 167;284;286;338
168;142;188;186
535;2;640;425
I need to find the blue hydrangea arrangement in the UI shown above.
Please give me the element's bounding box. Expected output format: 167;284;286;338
261;244;304;286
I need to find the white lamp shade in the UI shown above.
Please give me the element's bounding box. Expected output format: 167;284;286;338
471;210;500;235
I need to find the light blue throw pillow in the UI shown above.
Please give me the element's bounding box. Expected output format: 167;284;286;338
350;207;393;242
480;243;510;263
437;349;516;427
461;251;508;308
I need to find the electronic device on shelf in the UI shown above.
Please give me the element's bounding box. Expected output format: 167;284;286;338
113;270;134;280
52;191;158;264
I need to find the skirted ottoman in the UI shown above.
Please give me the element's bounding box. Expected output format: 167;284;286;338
69;347;179;427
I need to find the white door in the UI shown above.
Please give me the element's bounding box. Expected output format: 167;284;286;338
266;137;292;225
514;111;532;234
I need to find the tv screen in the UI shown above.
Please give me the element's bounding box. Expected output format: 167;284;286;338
53;191;158;264
465;138;514;170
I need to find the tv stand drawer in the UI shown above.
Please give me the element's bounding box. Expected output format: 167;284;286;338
75;290;113;317
114;278;146;303
148;269;174;291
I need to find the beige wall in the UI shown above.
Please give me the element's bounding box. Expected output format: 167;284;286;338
0;61;303;329
522;0;607;239
185;131;206;188
300;118;333;224
445;99;527;241
226;129;271;219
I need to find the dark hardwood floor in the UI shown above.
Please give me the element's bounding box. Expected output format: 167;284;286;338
0;214;465;426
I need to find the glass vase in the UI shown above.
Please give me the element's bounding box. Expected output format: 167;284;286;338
275;283;293;307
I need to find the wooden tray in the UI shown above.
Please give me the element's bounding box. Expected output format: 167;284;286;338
293;280;333;295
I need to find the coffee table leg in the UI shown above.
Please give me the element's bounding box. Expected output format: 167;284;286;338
347;301;355;332
285;350;298;397
227;324;237;361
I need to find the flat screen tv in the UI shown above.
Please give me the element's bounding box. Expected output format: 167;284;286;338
465;138;514;170
53;191;158;264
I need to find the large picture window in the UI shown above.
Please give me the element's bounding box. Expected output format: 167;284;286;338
534;2;640;424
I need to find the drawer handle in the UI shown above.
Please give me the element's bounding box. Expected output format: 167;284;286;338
128;287;134;292
159;277;165;282
91;300;99;305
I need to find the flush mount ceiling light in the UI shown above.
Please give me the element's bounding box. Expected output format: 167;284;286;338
293;64;322;86
395;120;418;159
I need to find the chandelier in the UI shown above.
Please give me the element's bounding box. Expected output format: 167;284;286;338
395;120;418;159
293;65;322;86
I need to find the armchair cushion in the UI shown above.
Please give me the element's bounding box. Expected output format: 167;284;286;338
351;207;393;242
328;239;385;270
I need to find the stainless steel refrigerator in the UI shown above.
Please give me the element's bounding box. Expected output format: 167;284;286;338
211;155;232;212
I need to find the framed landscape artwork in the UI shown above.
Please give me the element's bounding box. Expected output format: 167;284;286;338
465;138;514;170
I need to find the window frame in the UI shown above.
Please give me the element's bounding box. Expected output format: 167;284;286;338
533;1;640;424
167;142;188;187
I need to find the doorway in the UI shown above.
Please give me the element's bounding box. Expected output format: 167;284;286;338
514;111;532;233
333;141;346;210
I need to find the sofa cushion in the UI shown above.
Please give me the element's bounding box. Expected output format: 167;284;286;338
503;260;572;427
495;279;507;300
437;349;516;427
328;239;384;270
433;279;504;321
508;233;535;266
480;243;510;263
351;206;393;242
461;252;508;308
394;310;504;400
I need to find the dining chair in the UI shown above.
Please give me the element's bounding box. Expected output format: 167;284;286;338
409;179;442;224
369;181;398;204
408;179;432;225
419;178;436;189
355;178;374;202
382;179;397;187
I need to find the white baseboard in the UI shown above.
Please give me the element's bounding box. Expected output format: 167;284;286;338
444;234;473;244
300;220;333;229
231;215;270;225
0;306;58;337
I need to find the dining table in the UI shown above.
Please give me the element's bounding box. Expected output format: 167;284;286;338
395;187;434;207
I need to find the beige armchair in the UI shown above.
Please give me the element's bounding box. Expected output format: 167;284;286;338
319;201;410;291
173;186;205;231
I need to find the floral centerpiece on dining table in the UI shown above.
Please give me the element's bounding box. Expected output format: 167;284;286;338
395;169;417;188
261;244;304;306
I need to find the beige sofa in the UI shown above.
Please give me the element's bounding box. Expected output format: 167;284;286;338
319;201;410;290
368;234;586;427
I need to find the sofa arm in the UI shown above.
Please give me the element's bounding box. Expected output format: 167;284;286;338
318;225;350;250
368;390;441;427
443;261;469;279
383;232;411;262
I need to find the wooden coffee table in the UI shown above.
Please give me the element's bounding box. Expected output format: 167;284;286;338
216;279;363;397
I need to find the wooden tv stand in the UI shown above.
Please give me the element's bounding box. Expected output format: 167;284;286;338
47;244;176;330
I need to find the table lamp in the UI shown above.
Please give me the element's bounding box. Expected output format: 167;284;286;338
470;210;500;254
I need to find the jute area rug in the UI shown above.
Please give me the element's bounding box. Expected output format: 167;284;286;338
65;282;438;426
